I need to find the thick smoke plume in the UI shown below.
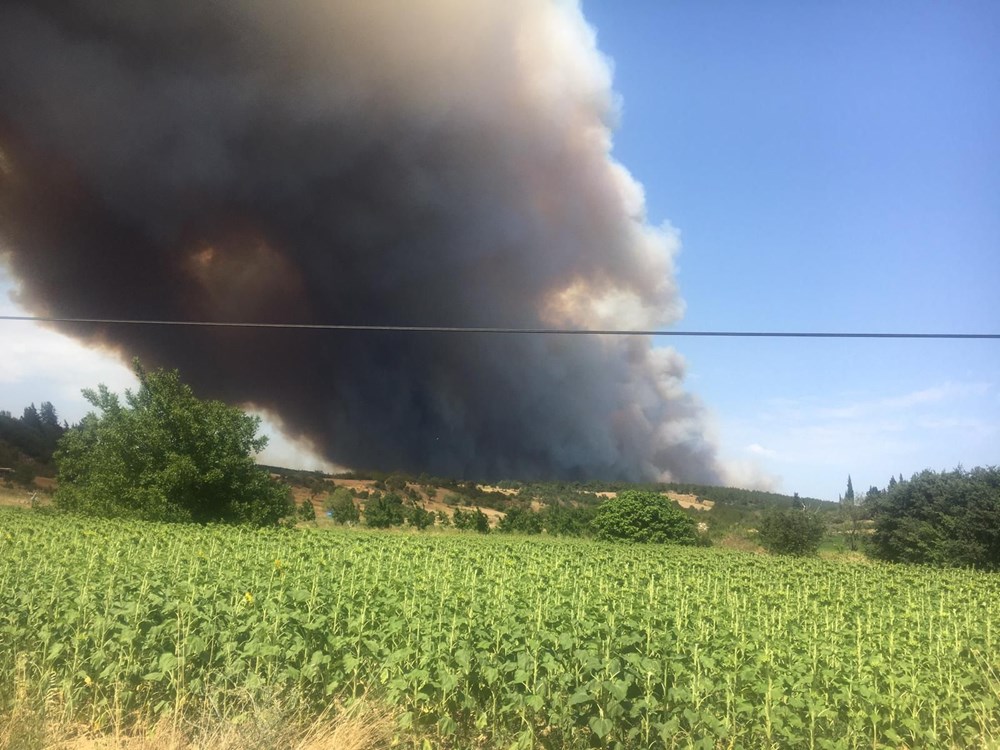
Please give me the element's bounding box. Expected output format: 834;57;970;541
0;0;722;482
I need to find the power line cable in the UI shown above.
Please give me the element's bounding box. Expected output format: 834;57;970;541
1;314;997;339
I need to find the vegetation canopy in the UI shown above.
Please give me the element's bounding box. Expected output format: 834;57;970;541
0;402;65;485
54;361;291;525
324;486;359;524
2;511;997;749
868;466;1000;570
591;490;697;544
758;508;827;556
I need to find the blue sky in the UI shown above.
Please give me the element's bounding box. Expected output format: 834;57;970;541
580;0;999;498
2;1;997;500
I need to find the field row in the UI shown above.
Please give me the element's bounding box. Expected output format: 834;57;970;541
1;510;998;748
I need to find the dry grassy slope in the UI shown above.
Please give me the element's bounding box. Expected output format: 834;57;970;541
8;472;712;525
293;478;714;527
293;479;508;525
0;476;52;508
590;490;714;511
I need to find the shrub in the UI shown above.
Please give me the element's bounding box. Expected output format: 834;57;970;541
497;506;543;534
297;498;316;522
406;505;434;530
364;491;405;528
758;509;826;556
452;507;490;533
591;490;697;544
324;486;359;524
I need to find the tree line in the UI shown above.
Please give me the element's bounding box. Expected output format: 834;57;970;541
0;402;66;484
865;467;999;569
8;362;997;569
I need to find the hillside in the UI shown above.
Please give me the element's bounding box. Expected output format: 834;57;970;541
263;466;837;538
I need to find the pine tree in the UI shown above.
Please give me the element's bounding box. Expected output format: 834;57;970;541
38;402;59;428
842;475;860;550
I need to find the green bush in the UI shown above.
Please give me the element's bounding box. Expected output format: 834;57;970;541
758;509;826;556
54;361;291;525
591;490;697;544
406;505;434;530
452;507;490;534
541;504;597;537
364;491;405;528
324;486;359;524
297;498;316;522
497;506;543;534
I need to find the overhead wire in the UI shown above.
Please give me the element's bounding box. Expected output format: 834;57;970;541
0;314;997;339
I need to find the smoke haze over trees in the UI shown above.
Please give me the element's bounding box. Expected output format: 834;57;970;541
0;0;723;482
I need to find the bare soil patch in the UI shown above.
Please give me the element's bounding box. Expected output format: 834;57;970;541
670;493;714;511
476;484;519;496
330;479;378;493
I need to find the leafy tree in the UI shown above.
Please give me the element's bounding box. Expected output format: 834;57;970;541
497;506;543;535
364;491;405;528
54;361;292;525
297;498;316;522
868;466;1000;569
758;508;826;556
591;490;697;544
406;505;434;530
472;507;490;534
542;504;598;537
452;507;490;533
383;474;408;492
324;486;359;524
451;508;473;530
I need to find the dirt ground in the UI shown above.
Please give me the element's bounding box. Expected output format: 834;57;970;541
0;479;50;508
476;484;519;496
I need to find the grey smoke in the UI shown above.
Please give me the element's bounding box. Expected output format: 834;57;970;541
0;0;722;482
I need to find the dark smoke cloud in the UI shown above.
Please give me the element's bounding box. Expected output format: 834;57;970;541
0;0;723;482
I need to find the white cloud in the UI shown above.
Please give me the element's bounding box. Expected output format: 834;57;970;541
809;382;993;422
1;269;329;471
716;378;1000;500
0;322;137;422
